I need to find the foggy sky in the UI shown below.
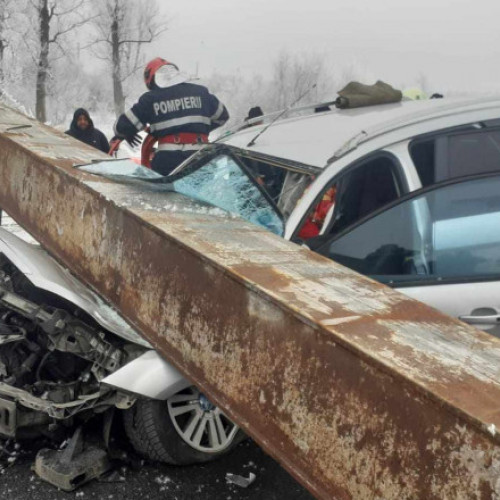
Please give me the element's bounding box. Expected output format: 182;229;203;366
153;0;500;93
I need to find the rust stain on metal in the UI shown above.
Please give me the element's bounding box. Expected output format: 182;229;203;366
1;104;500;499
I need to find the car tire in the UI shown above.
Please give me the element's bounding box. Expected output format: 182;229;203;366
123;386;244;465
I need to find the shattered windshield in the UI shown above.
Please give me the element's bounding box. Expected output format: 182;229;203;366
171;154;284;235
78;154;284;235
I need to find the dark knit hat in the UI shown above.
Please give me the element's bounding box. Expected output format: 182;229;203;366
245;106;264;121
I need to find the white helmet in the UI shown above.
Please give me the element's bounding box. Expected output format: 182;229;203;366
154;63;191;88
144;57;192;89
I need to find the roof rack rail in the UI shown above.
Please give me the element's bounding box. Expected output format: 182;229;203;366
327;95;500;164
217;99;338;141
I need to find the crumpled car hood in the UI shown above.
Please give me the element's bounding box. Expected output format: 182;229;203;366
0;227;151;348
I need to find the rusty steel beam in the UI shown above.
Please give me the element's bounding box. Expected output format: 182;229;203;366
1;104;500;499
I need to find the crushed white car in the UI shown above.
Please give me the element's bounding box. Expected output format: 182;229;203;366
0;226;242;469
217;95;500;337
2;94;500;483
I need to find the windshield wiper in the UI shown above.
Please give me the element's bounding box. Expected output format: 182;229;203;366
246;84;318;148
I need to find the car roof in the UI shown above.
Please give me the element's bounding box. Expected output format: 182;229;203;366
218;96;500;169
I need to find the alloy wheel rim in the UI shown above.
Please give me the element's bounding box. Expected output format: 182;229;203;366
167;386;239;453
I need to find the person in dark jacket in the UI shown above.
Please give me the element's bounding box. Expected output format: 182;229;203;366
245;106;264;127
66;108;110;154
114;57;229;176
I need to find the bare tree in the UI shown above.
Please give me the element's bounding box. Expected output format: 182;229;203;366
28;0;92;122
91;0;167;117
0;0;22;98
0;2;9;90
205;52;372;131
269;51;333;110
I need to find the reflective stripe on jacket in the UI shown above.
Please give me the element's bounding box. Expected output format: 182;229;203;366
114;82;229;139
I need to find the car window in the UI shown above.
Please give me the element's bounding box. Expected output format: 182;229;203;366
410;127;500;187
234;155;316;219
238;156;287;202
297;155;403;240
317;174;500;285
278;171;313;220
172;154;284;235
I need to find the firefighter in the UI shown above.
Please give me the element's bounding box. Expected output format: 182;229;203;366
66;108;110;154
114;58;229;176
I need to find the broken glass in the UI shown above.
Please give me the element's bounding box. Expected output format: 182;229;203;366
77;155;284;235
172;154;284;235
78;159;163;180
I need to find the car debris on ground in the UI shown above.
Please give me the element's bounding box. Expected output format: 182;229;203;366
225;472;257;488
34;427;112;491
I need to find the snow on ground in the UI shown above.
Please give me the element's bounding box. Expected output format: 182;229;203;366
0;212;38;245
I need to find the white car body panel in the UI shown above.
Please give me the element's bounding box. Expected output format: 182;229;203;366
102;350;191;400
0;226;193;399
0;227;150;348
383;141;423;191
400;281;500;338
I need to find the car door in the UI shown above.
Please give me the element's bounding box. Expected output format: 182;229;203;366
292;152;408;241
313;173;500;338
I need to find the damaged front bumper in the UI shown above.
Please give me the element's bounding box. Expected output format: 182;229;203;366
0;382;135;438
